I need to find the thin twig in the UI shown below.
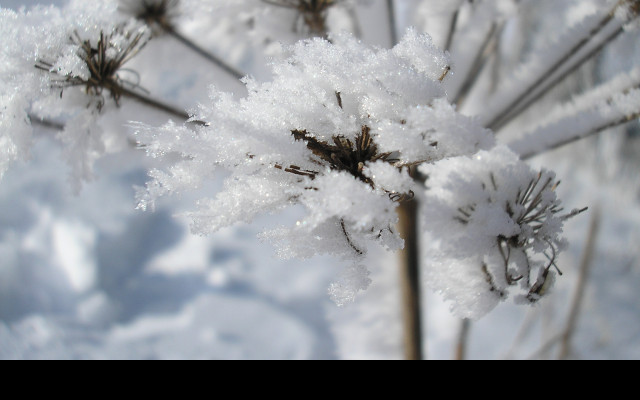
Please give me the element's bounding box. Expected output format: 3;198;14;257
453;23;500;107
340;219;364;256
115;84;192;121
165;26;246;81
386;0;398;47
492;23;628;132
30;85;194;135
444;7;461;52
29;115;65;131
558;208;601;360
526;333;563;360
454;319;471;360
520;111;640;160
503;308;540;359
486;5;623;131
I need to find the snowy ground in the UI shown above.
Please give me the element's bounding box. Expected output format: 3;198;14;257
1;0;639;360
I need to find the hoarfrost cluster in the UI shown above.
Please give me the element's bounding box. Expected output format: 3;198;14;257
133;28;585;315
0;1;150;189
422;147;586;318
136;31;494;259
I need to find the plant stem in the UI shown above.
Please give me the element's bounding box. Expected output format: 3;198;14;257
444;7;461;52
387;0;399;47
389;0;422;360
117;85;192;121
165;26;246;81
453;22;500;107
558;208;601;360
398;198;423;360
520;111;640;160
454;319;471;360
491;22;627;132
29;115;65;131
487;7;622;131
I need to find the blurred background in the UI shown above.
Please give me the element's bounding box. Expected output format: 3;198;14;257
0;0;638;359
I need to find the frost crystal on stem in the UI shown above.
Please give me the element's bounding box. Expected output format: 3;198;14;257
136;30;493;304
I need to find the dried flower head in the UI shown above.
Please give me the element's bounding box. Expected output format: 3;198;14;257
135;30;492;276
422;147;586;318
262;0;343;36
457;170;587;300
119;0;181;33
35;24;150;112
281;96;417;202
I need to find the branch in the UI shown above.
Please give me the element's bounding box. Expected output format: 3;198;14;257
444;6;462;53
29;115;64;131
558;208;601;360
519;111;640;160
164;26;246;81
485;3;630;131
454;319;471;360
398;196;423;360
491;23;628;132
453;22;500;107
117;84;192;122
387;0;399;47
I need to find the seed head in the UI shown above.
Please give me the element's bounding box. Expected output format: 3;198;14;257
35;25;150;111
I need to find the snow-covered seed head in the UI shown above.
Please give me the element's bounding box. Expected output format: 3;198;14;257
456;170;587;299
422;147;585;317
262;0;342;36
119;0;180;33
284;108;415;202
35;25;150;111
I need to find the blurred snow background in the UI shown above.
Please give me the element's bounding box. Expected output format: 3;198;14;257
0;0;639;360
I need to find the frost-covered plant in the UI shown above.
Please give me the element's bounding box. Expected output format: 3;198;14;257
0;0;203;190
2;0;638;328
35;24;151;112
422;147;586;319
0;2;137;187
135;30;494;304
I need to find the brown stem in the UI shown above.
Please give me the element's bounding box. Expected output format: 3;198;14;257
387;0;399;47
454;319;471;360
116;84;192;121
398;197;423;361
164;26;246;81
558;208;601;360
